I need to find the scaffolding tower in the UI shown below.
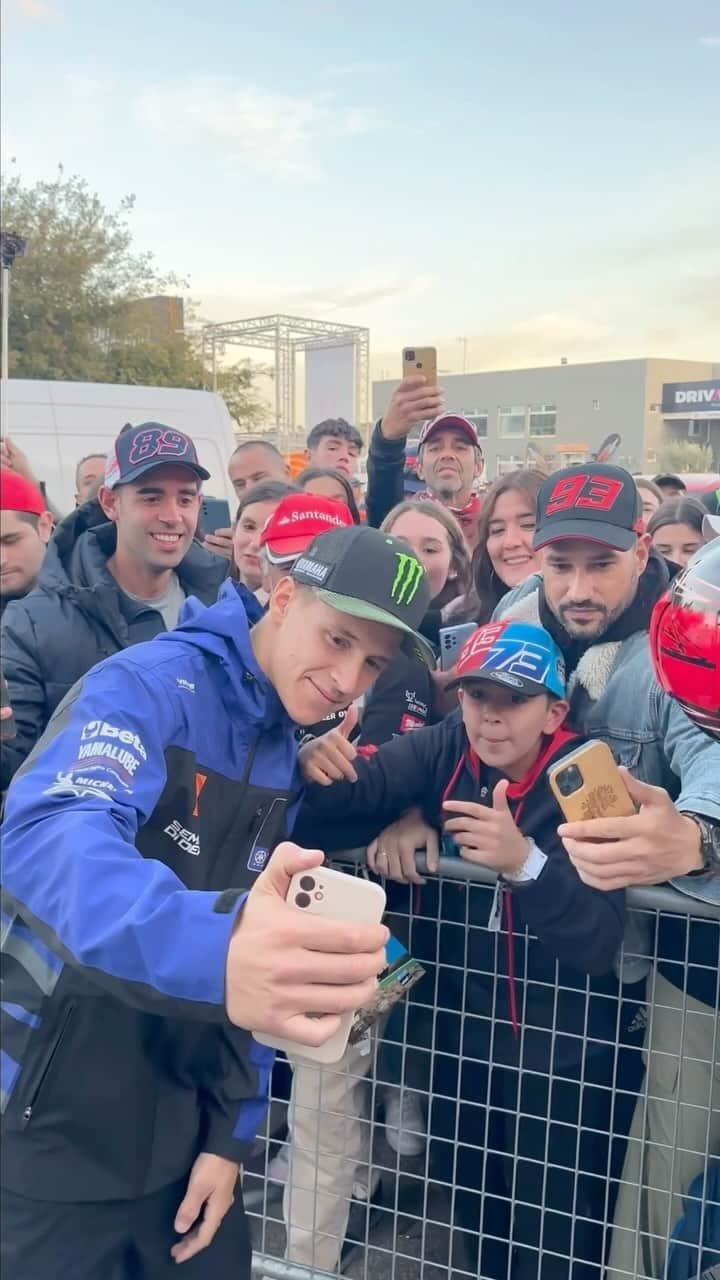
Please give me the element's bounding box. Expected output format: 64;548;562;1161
200;314;370;443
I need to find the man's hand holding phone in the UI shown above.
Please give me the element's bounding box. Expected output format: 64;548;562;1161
380;376;445;442
559;768;704;890
225;842;388;1047
203;528;234;561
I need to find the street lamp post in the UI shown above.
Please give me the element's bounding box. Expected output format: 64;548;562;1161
0;232;28;440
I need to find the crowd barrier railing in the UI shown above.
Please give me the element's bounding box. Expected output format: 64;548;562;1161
247;854;720;1280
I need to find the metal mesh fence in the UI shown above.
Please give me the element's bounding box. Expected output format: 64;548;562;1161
246;856;720;1280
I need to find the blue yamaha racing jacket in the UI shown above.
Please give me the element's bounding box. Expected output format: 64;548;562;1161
0;583;299;1203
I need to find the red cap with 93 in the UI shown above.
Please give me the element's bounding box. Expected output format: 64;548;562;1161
260;493;353;564
533;463;643;552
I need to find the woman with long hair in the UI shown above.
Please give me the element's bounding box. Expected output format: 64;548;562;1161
231;480;297;589
469;469;545;623
381;499;471;611
647;496;706;569
634;476;665;524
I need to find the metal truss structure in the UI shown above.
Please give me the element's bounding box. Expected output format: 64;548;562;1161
201;314;370;440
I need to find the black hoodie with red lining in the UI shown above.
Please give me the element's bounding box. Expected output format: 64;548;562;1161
297;710;625;978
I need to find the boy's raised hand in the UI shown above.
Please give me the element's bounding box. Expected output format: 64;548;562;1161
443;780;529;876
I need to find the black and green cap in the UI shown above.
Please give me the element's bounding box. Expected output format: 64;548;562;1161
291;525;435;666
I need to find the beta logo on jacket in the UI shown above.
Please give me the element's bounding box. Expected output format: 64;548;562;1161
74;720;147;781
42;720;149;799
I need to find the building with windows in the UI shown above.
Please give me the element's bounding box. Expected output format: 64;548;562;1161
372;357;719;477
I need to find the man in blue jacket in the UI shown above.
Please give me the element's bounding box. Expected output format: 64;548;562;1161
0;524;432;1279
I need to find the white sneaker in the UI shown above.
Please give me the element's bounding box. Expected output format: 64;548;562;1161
384;1089;426;1156
351;1171;380;1201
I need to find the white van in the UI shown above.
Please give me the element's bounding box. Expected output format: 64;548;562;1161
3;379;238;513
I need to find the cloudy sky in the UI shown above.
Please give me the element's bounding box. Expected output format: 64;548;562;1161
3;0;719;380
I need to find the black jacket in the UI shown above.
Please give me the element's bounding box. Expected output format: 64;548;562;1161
365;422;406;529
297;711;624;977
359;649;435;747
0;501;227;788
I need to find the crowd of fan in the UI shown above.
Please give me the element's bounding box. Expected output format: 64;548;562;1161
1;374;719;1279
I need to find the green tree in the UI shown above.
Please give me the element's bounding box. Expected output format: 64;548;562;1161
1;166;268;429
213;362;270;431
105;330;270;431
656;442;713;474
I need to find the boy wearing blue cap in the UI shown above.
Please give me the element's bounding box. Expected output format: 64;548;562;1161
298;618;624;975
296;620;626;1277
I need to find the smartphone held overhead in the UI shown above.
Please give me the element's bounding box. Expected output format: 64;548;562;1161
402;347;438;386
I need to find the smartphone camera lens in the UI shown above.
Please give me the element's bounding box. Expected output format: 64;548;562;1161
299;876;315;892
556;765;583;797
295;892;311;909
406;349;415;362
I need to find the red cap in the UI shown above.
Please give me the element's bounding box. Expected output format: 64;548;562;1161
418;413;482;451
0;469;46;516
260;494;353;564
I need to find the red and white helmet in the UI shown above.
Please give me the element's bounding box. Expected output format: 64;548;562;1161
650;537;720;738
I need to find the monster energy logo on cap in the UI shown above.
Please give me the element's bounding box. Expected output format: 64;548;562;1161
290;524;436;667
391;552;424;605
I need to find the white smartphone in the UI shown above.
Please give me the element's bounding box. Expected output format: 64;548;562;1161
254;867;387;1065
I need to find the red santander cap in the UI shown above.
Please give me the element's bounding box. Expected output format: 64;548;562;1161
260;493;353;564
1;468;46;516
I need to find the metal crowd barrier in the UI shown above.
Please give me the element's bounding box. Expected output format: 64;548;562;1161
247;855;720;1280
